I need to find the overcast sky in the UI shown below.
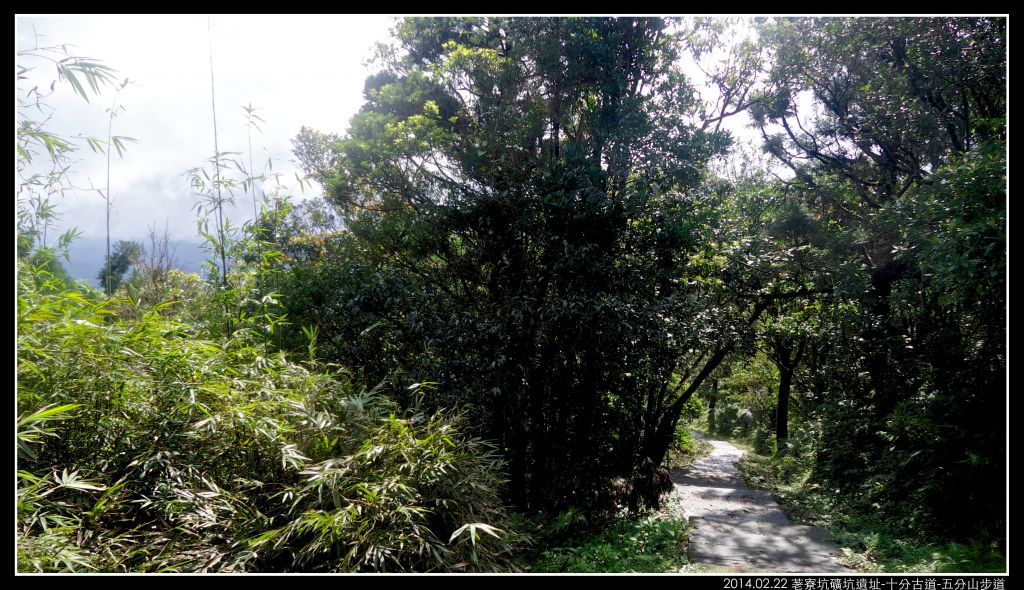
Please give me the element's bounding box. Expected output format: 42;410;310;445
16;14;396;242
16;15;762;247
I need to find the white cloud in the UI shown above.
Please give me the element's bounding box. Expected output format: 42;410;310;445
17;14;395;241
17;15;779;245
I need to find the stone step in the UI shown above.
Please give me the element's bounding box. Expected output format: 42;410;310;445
674;485;778;502
672;476;747;488
688;510;790;522
675;486;792;526
689;516;837;543
690;554;853;573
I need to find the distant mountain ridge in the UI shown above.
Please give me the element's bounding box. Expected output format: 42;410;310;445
62;237;210;287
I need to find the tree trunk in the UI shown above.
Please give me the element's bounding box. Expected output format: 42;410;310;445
773;337;805;455
776;365;792;450
708;378;718;433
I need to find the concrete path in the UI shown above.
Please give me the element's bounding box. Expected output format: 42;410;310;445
672;431;852;573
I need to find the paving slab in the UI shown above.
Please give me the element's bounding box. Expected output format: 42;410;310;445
673;431;853;573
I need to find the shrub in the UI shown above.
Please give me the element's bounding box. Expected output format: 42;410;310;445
17;262;522;572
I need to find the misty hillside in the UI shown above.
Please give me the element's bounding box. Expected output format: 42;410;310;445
65;236;209;287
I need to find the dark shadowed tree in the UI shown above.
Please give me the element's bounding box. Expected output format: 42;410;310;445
292;17;743;512
97;239;142;295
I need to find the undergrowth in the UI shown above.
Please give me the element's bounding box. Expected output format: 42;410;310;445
17;263;524;572
737;453;1005;573
527;490;690;573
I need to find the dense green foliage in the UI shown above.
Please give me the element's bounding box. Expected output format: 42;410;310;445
750;17;1006;542
17;261;522;572
739;453;1005;573
285;17;791;515
17;16;1005;572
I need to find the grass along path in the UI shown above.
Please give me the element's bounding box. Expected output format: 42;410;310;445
737;453;1006;573
528;491;692;573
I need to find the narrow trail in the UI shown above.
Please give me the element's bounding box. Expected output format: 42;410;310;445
671;431;853;573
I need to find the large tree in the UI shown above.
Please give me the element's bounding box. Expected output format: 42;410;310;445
292;17;747;511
